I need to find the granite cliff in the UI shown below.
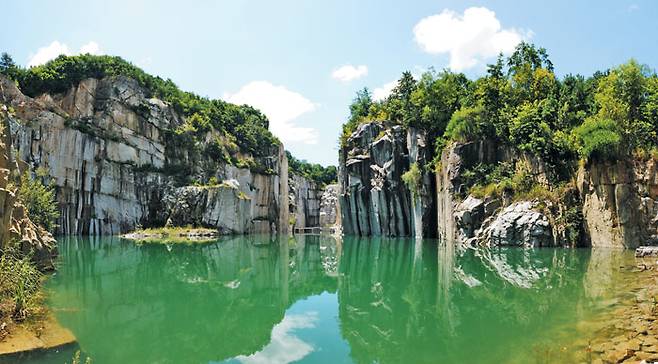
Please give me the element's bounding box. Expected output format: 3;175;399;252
0;105;56;269
339;123;658;249
0;74;290;235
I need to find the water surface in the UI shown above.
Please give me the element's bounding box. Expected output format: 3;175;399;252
17;235;637;363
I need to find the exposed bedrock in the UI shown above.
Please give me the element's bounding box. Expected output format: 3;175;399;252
288;174;322;229
0;75;289;235
578;160;658;248
338;122;436;237
0;106;56;269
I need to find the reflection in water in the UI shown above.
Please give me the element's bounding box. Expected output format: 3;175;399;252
234;312;319;364
21;235;636;364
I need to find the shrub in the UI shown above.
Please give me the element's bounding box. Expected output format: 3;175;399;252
402;163;422;197
574;117;622;160
0;250;43;321
509;102;553;156
17;173;59;232
444;106;484;142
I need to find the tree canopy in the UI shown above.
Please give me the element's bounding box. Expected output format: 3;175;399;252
342;42;658;172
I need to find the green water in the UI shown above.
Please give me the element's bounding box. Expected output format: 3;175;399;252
15;235;636;363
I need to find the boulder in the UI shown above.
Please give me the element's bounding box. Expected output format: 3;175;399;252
480;201;553;247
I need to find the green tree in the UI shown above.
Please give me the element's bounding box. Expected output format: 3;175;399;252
18;173;60;233
341;88;373;146
386;71;418;125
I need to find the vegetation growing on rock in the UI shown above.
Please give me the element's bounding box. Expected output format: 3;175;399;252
0;52;279;162
343;42;658;173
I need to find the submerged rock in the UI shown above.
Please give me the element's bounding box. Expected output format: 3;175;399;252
635;246;658;257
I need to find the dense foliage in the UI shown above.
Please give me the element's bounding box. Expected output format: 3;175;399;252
0;52;279;160
17;172;60;233
287;151;337;186
342;43;658;171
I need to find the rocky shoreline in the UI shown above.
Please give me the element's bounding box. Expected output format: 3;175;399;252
0;313;76;359
554;249;658;364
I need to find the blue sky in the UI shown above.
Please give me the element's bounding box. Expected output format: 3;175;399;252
2;0;657;166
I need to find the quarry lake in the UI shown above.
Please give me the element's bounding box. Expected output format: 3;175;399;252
16;236;639;363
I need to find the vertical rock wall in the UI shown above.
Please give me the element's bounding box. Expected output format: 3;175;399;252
0;105;56;269
319;184;340;227
0;75;291;236
338;122;412;236
578;160;658;248
289;174;322;229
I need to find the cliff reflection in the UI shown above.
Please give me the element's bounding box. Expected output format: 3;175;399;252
49;235;338;364
46;236;632;364
336;238;596;363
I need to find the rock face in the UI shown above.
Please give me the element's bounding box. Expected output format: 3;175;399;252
0;106;56;269
578;160;658;248
338;122;435;237
0;75;289;236
478;202;553;247
436;140;512;244
289;174;322;229
319;184;340;227
407;127;437;237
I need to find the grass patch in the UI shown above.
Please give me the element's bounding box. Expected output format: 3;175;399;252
123;226;220;244
0;249;45;331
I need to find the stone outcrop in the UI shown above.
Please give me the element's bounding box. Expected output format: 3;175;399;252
0;75;289;236
478;201;553;247
0;106;56;269
578;160;658;248
289;174;322;229
436;140;512;244
407;127;437;237
338;122;436;237
319;184;340;227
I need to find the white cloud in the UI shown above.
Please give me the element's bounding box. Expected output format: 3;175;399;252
27;41;103;67
224;81;319;145
373;80;397;101
331;64;368;82
27;41;71;67
235;312;318;364
413;7;531;71
79;41;101;55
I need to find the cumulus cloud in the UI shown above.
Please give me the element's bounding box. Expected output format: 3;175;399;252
27;41;102;67
331;64;368;82
224;81;319;145
373;80;397;101
413;7;531;71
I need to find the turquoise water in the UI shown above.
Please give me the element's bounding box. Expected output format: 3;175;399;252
13;235;635;363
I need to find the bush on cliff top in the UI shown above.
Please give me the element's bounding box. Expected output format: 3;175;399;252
0;53;279;159
341;43;658;178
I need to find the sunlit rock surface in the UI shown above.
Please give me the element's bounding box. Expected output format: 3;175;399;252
0;75;289;235
0;105;56;269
